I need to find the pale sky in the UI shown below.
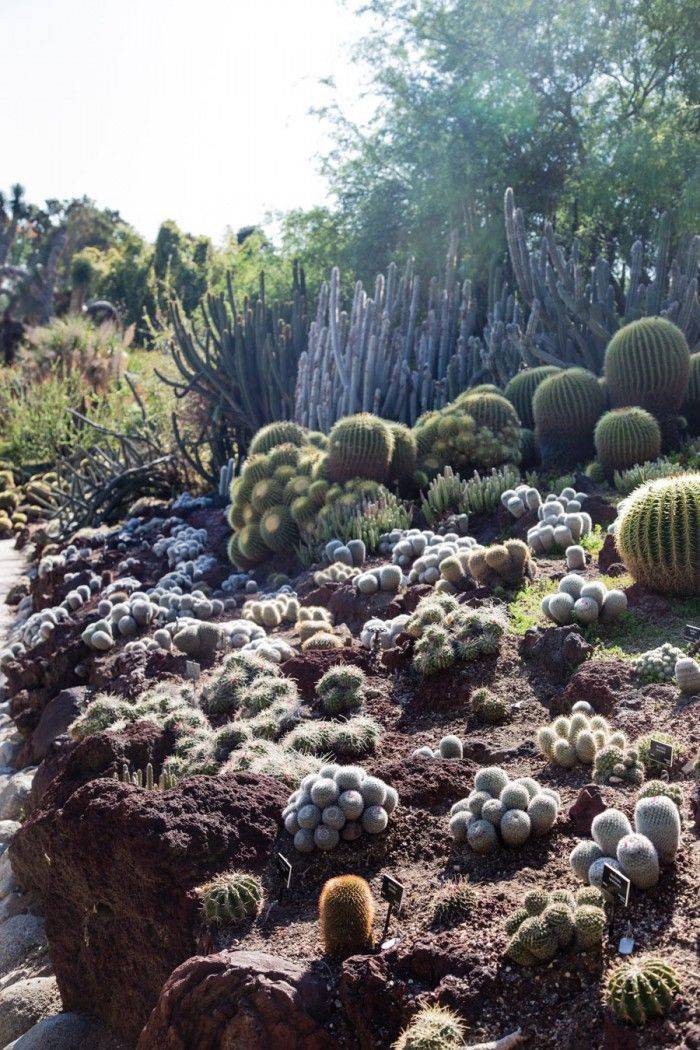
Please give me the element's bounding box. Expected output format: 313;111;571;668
1;0;372;243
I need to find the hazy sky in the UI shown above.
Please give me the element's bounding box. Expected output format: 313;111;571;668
1;0;372;242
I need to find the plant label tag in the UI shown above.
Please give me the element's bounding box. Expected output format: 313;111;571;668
649;738;674;768
276;852;292;890
185;660;201;682
601;863;630;907
381;875;404;912
618;935;635;955
683;624;700;643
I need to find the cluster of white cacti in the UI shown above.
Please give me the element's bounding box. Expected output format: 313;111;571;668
500;485;592;554
675;656;700;695
436;512;471;536
282;764;399;853
378;527;478;575
243;592;299;628
81;592;160;651
541;576;627;626
221;571;256;594
413;734;465;760
449;766;560;851
313;562;360;586
37;543;90;578
151;588;225;623
537;702;626;768
354;564;404;595
153;524;207;569
404;535;480;586
570;795;681;891
323;538;366;567
631;643;685;684
360;613;410;650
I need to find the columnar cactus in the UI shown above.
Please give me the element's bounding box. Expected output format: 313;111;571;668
616;475;700;595
197;870;263;924
327;413;394;483
604;317;691;419
505;366;561;428
606;957;682;1025
532;368;606;468
319;874;375;959
594;408;661;476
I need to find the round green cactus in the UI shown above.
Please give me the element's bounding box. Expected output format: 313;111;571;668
684;351;700;435
533;367;606;468
594;407;662;476
393;1005;466;1049
458;390;521;433
237;522;269;563
605;317;690;419
505;366;561;428
249;421;307;456
319;874;375;960
430;878;477;926
259;505;299;554
616;475;700;595
387;422;417;488
327;413;394;483
606;957;682;1025
197;870;263;925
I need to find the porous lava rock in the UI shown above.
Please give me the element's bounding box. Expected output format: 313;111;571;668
568;784;608;836
519;625;592;678
138;949;334;1050
30;687;88;763
556;658;636;716
10;772;287;1044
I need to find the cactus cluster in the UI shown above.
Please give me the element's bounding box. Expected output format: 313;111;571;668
393;1006;466;1050
464;538;535;589
449;766;560;852
316;664;366;715
570;799;681;891
471;687;509;724
604;317;690;420
306;479;411;556
114;761;177;790
283;714;382;757
242;592;300;629
360;613;410;650
616;475;700;596
81;592;160;651
389;532;479;587
313;561;361;586
201;649;283;723
537;702;626;768
319;875;375;960
171;621;227;659
196;870;263;925
412;734;465;760
594;407;661;477
631;642;686;684
605;957;682;1025
593;745;644;786
322;537;367;567
420;464;521;525
282;764;398;853
542;575;627;626
613;455;689;495
505;366;561;429
533;368;606;468
354;563;405;595
407;594;505;675
505;885;607;965
519;488;593;554
414;392;521;484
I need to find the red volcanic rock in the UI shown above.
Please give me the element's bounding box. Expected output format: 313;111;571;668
30;686;88;763
597;532;622;574
519;625;592;677
624;583;671;618
282;648;376;700
582;495;617;529
10;772;287;1044
557;658;636;716
6;626;90;737
138;950;334;1050
568;784;608;836
371;756;476;808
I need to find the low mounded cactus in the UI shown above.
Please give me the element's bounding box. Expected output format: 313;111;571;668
393;1005;466;1050
197;870;263;925
504;886;606;965
471;687;509;724
593;407;661;477
467;538;535;589
572;801;681;891
675;656;700;695
449;767;560;852
606;957;682;1025
316;664;366;715
616;475;700;596
430;878;477;926
632;643;685;684
594;744;644;786
408;596;505;676
319;874;375;959
505;366;561;429
537;705;623;768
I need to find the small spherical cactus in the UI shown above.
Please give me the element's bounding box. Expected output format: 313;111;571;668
430;878;477;926
500;809;531;847
574;904;606;949
634;795;681;862
499;783;530;811
467;818;499;853
393;1005;466;1050
474;765;509;797
197;870;263;925
439;734;463;759
319;875;375;960
592;809;633;856
528;794;558;835
606;957;682;1025
570;840;605;882
616;833;660;889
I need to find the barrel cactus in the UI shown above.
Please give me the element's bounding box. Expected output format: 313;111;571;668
533;368;606;468
327;413;394;483
197;870;263;924
594;408;661;477
393;1005;466;1050
606;957;682;1025
319;874;375;959
684;351;700;435
505;366;560;428
616;475;700;595
605;317;690;420
387;422;418;489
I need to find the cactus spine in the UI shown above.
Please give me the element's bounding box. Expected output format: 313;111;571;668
616;475;700;595
606;957;681;1025
319;874;375;959
605;317;690;419
327;413;394;483
594;408;661;476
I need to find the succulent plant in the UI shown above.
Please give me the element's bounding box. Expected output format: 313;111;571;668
248;421;307;456
467;538;535;589
430;878;477;926
316;664;366;716
616;833;660;889
393;1005;466;1050
573;904;606;948
319;875;375;959
636;780;683;813
605;957;682;1025
604;317;690;420
471;687;509;724
636;732;684;774
616;476;700;596
197;870;263;925
594;408;662;477
505;366;561;429
387;422;418;489
532;367;606;468
675;656;700;694
538;712;619;768
634;795;681;862
326;413;394;483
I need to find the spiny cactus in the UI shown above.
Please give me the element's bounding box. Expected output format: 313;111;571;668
172;621;226;660
471;687;509;724
458;390;521;435
537;712;619;768
393;1005;466;1050
605;317;690;420
114;761;177;790
326;413;394;483
532;368;606;468
319;875;375;959
430;878;477;926
197;870;263;925
316;664;366;715
505;366;561;428
594;408;661;477
249;421;307;456
606;957;682;1025
636;780;683;813
685;351;700;434
636;731;684;774
594;744;644;786
467;538;534;589
259;505;299;553
634;795;681;862
387;422;418;489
